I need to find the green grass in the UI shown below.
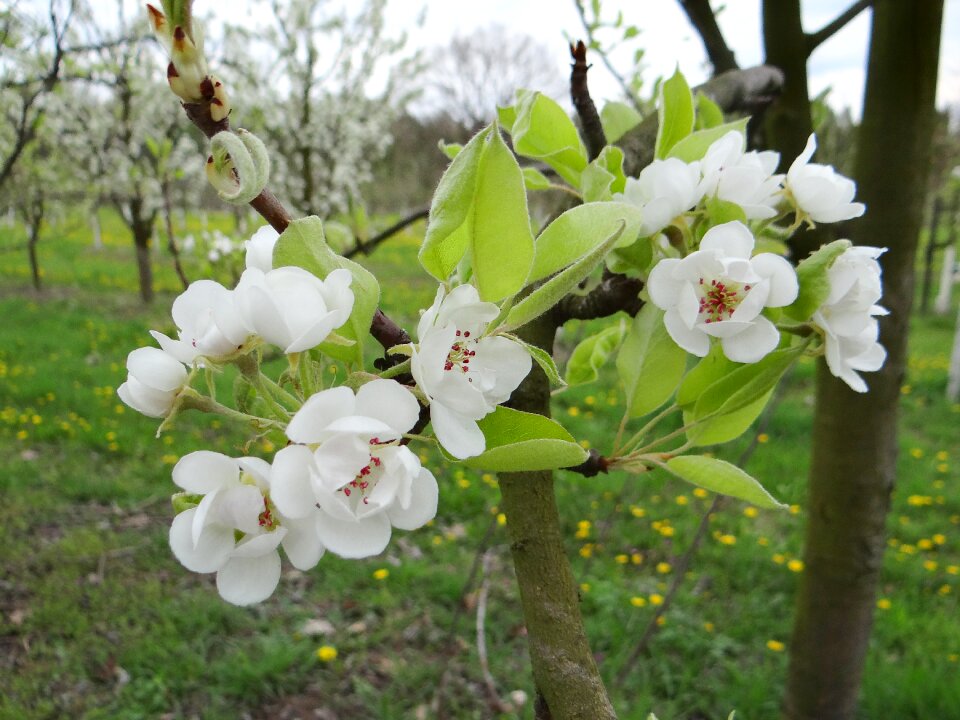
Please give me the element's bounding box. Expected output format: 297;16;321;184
0;212;958;719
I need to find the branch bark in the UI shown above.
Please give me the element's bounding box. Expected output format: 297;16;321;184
569;40;606;161
678;0;739;74
806;1;873;57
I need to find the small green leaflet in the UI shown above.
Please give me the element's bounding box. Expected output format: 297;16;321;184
616;304;687;418
784;239;852;321
600;100;642;143
456;406;588;472
503;90;588;187
655;68;694;160
665;455;787;509
667;118;749;163
565;321;627;386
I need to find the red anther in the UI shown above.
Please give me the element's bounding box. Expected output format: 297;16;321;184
343;488;351;496
463;331;470;338
455;330;461;336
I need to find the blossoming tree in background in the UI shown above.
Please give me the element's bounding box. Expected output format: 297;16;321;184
118;2;891;716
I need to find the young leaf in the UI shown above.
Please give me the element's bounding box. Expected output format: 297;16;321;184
470;127;535;301
655;68;695;160
565;321;627;386
457;406;588;471
273;216;380;366
503;221;628;331
616;304;687;418
522;166;552;191
507;90;588;187
528;202;642;284
665;455;787;509
667;118;749;163
682;389;773;446
783;239;852;321
695;91;725;129
419;125;534;302
504;334;564;386
419;126;491;281
581;146;627;202
600;100;643;143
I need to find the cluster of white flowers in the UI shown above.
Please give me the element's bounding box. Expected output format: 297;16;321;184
622;131;884;390
119;225;531;605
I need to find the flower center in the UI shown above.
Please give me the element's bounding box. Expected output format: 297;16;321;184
339;437;388;506
258;495;280;531
443;330;476;381
697;277;751;323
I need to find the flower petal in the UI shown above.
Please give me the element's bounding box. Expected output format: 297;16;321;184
169;508;234;573
355;379;421;434
216;551;281;605
281;515;326;570
286;386;356;443
388;467;439;531
270;445;317;519
663;309;710;356
720;316;779;363
751;253;798;307
173;450;239;494
316;511;392;559
430;401;486;459
127;347;187;392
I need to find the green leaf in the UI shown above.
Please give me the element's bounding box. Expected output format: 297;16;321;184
419;126;490;281
274;216;380;366
522;167;552;191
507;90;588;187
600;101;643;143
438;141;463;160
504;221;628;331
419;125;535;302
581;146;627;202
528;202;642;284
784;239;852;321
506;334;564;386
685;346;802;445
703;195;748;228
677;344;732;408
655;68;694;160
665;455;787;509
616;304;687;418
457;406;588;471
667;118;749;163
565;320;627;386
695;92;725;129
497;104;517;133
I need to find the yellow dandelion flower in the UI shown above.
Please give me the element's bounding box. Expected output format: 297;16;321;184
773;553;786;565
580;583;591;593
876;598;891;610
938;585;952;596
757;433;769;443
615;554;629;565
766;640;785;652
630;505;646;518
675;495;688;506
649;593;664;605
316;645;338;662
631;552;643;565
630;596;647;607
947;566;959;576
936;450;949;461
703;621;715;633
579;544;593;558
933;534;946;545
567;406;580;417
909;447;924;459
496;513;506;527
718;534;737;546
692;488;709;499
656;562;671;574
787;559;805;573
372;568;389;580
743;506;759;519
757;536;769;546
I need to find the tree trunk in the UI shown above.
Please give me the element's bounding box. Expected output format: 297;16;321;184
920;197;944;313
134;234;154;304
783;3;943;719
498;314;617;720
762;0;825;261
161;180;190;291
27;202;43;292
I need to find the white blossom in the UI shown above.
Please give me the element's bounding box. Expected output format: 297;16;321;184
786;134;865;223
168;451;325;606
270;379;437;559
244;225;279;272
150;280;249;364
411;285;531;459
234;266;354;354
117;346;188;418
813;245;888;392
700;131;783;220
614;158;705;237
647;221;799;363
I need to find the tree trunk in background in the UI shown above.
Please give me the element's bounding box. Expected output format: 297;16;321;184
498;314;617;720
783;3;943;719
762;0;825;261
27;199;43;292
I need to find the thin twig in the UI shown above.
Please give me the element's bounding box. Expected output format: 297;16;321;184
476;549;511;714
806;0;873;56
569;40;606;161
677;0;739;74
571;0;644;114
344;206;429;259
614;378;792;685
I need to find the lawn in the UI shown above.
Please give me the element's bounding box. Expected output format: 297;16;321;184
0;212;957;719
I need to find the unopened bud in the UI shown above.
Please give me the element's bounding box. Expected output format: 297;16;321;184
209;78;230;122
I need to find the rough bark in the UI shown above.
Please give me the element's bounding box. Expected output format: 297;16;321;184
26;200;43;292
783;3;943;719
678;0;739;74
498;314;617;720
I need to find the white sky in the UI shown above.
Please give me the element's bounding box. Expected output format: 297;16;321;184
23;0;960;118
378;0;960;120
